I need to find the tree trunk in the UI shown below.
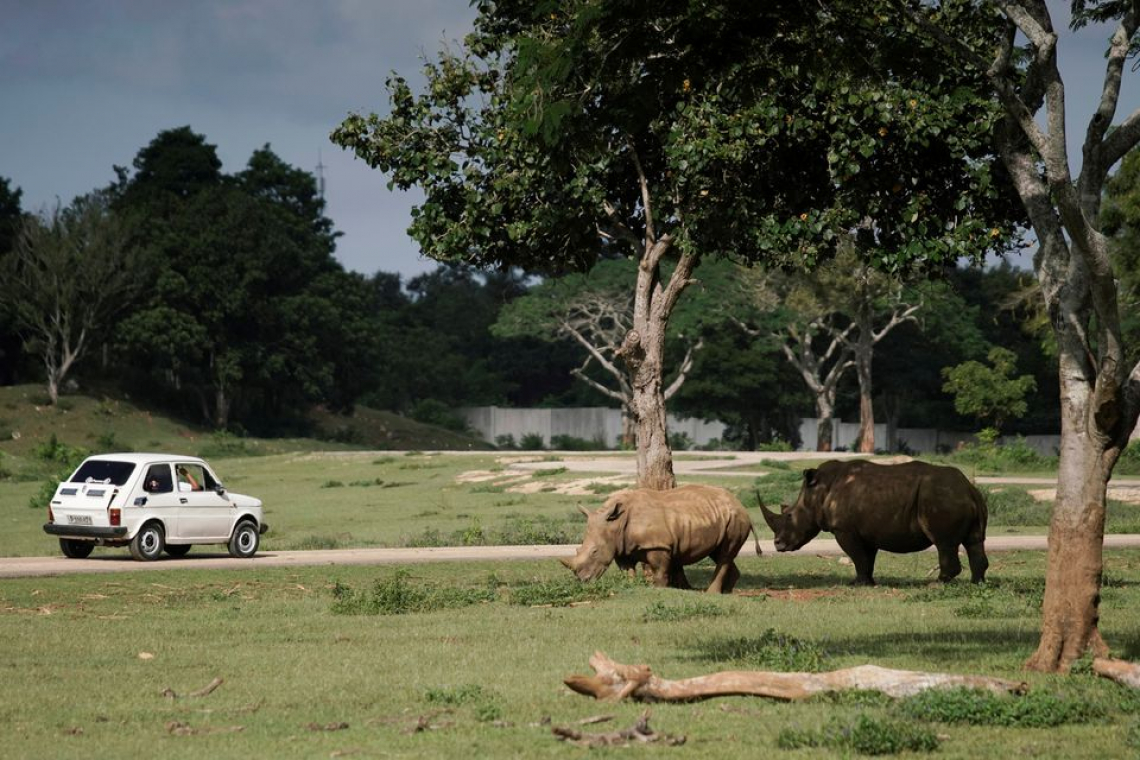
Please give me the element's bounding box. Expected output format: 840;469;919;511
1024;370;1116;671
854;321;875;453
620;326;675;490
214;386;230;430
815;395;835;452
46;371;60;405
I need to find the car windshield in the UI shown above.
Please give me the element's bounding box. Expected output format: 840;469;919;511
70;460;137;486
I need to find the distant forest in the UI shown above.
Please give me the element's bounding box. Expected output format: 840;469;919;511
1;126;1112;448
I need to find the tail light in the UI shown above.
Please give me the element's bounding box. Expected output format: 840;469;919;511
48;505;54;524
109;508;121;526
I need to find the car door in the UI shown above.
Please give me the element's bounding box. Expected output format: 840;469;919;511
138;463;181;533
174;462;234;540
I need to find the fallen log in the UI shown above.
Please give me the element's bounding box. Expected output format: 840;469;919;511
1093;657;1140;688
565;651;1027;702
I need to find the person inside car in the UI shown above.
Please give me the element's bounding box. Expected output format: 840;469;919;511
177;466;202;492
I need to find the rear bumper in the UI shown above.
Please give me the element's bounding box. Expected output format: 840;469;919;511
44;524;129;540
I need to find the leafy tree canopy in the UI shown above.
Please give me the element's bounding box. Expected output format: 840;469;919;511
333;0;1021;277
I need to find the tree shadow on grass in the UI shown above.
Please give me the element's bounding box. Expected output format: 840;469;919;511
681;627;1039;668
685;565;943;592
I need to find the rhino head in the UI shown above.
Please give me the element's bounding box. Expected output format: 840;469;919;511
757;469;823;552
560;497;626;582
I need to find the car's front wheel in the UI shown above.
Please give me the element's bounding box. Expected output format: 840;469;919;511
59;538;94;559
129;522;165;561
228;521;259;558
165;544;191;557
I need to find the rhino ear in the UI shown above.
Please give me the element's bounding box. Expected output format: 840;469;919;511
604;500;624;521
803;468;818;487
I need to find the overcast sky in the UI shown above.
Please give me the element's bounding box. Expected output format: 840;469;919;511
1;1;1137;279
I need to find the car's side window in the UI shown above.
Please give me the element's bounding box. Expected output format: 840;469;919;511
144;464;173;493
176;464;213;492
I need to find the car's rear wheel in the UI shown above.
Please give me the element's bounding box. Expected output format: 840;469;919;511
228;521;259;558
129;522;165;561
165;544;191;557
59;538;94;559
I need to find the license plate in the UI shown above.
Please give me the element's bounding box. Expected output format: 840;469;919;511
67;515;93;526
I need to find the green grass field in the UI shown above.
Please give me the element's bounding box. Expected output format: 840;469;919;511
2;551;1140;758
4;388;1140;756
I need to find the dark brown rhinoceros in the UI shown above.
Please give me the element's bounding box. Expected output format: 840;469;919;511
759;460;988;586
561;484;759;593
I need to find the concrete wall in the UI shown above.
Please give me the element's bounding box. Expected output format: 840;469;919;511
796;418;1061;456
459;406;726;449
462;407;1068;454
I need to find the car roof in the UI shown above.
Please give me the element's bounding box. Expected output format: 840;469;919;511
81;453;206;466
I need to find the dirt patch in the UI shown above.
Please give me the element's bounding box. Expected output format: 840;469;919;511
507;476;633;496
458;467;634;496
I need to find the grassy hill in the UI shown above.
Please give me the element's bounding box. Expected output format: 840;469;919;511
0;384;491;480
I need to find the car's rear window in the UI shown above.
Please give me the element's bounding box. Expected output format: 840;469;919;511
70;460;137;486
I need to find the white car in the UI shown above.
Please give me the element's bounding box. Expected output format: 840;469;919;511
43;453;268;561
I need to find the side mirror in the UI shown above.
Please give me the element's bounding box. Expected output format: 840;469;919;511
214;484;226;496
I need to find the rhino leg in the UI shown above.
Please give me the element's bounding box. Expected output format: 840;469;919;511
934;543;964;582
834;532;877;586
669;564;693;590
965;541;988;583
706;560;740;594
644;550;672;588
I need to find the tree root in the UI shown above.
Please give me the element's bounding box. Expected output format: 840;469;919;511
552;710;685;747
1093;657;1140;688
564;651;1028;702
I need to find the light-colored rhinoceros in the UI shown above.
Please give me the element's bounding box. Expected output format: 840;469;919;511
561;484;759;593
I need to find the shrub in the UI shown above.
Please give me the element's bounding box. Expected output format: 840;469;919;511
550;434;605;451
898;687;1105;728
519;432;545;450
944;437;1056;472
750;470;807;511
668;431;694;451
642;599;732;623
424;684;488;706
756;437;793;452
410;399;469;432
494;434;517;450
320;480;345;489
29;434;89;509
34;434;87;466
505;573;642;607
694;629;828;672
980;486;1050;526
330;570;495;615
778;715;940;755
197;431;256;459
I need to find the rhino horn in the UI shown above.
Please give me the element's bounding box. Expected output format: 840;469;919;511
559;556;575;570
577;504;591;517
757;494;783;531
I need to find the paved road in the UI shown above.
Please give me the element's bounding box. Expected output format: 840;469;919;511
5;535;1140;579
8;451;1137;579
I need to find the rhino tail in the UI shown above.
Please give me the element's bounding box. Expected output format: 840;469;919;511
749;520;763;556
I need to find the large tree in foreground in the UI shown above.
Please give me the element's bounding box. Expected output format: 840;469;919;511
903;0;1140;672
334;1;1016;488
